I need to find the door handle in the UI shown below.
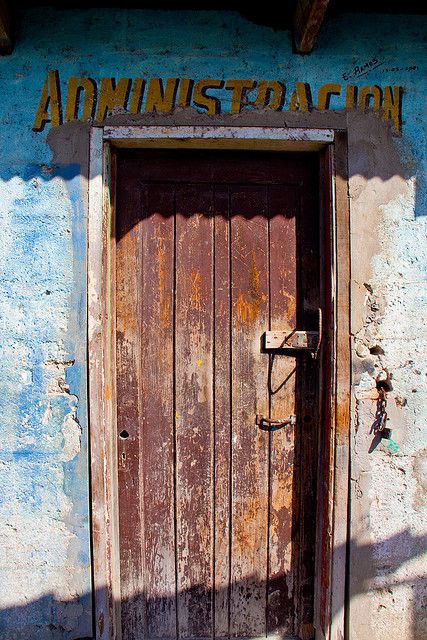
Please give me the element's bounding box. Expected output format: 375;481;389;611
256;414;296;430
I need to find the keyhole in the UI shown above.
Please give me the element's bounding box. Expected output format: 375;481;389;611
119;430;129;439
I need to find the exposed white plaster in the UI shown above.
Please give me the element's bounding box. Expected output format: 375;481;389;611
350;172;427;639
42;401;52;425
61;412;82;462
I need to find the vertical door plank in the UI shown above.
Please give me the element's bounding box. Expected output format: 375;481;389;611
116;182;145;639
295;169;320;635
267;185;299;636
175;186;214;638
230;187;270;637
140;184;177;640
213;187;231;637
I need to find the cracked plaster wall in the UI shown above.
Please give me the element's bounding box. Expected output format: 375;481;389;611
0;7;425;640
349;160;426;638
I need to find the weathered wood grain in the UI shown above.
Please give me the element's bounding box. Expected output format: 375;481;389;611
115;149;321;640
175;185;214;638
116;179;145;639
229;187;270;637
140;184;176;639
294;159;320;637
293;0;331;54
268;185;298;636
213;187;231;638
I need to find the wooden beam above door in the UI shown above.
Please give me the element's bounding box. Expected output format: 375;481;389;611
293;0;331;53
0;1;12;54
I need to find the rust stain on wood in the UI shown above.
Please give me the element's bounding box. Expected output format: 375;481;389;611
155;226;171;329
235;250;268;324
190;270;202;311
116;228;139;333
336;391;351;438
235;251;267;324
249;249;261;296
271;453;293;513
299;622;316;639
281;290;297;325
233;495;263;553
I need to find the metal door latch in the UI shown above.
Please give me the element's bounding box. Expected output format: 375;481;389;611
256;414;297;430
262;308;322;358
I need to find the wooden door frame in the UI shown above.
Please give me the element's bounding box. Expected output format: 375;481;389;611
88;125;351;640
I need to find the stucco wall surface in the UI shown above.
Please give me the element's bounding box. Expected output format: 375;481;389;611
0;7;425;640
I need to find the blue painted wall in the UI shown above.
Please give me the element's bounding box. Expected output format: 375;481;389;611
0;7;425;639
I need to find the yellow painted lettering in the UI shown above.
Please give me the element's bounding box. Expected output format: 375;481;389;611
95;77;132;121
65;77;97;122
255;81;285;110
358;85;382;111
345;84;357;109
32;70;62;131
176;78;194;108
192;79;224;116
317;83;341;110
383;85;402;133
33;76;49;131
129;78;145;114
225;79;257;114
145;78;179;114
289;82;312;112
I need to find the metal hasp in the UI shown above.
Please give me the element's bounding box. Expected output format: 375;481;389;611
263;307;322;356
263;330;319;350
256;414;297;430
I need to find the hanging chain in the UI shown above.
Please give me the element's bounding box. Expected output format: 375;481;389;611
376;386;388;432
373;385;393;440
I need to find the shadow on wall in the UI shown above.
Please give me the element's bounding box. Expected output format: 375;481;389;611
345;528;427;640
0;529;425;640
22;107;422;218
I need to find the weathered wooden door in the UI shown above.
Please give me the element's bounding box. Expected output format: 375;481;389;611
115;149;320;640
